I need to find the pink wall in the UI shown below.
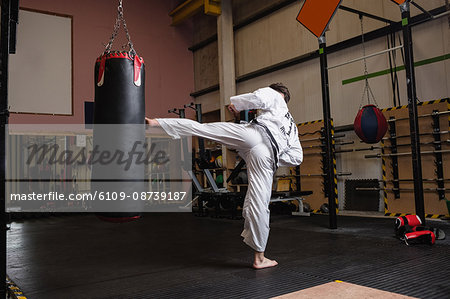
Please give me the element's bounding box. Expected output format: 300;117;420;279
11;0;195;124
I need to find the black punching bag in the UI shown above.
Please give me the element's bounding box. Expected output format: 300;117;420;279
92;51;145;223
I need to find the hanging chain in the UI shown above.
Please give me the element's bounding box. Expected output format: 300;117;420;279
359;16;379;109
360;17;369;82
446;0;450;29
104;0;136;56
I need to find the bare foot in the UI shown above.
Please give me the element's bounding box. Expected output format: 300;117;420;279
145;117;160;127
253;257;278;269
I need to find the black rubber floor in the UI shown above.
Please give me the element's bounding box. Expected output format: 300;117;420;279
7;213;450;298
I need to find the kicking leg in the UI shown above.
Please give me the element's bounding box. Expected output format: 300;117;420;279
149;117;263;152
145;117;159;126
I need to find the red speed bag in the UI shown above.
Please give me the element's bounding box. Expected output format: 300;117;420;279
354;104;388;144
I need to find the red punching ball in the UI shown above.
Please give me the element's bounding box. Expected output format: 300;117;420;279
354;104;388;144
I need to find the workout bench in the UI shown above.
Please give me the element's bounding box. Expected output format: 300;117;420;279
270;191;312;216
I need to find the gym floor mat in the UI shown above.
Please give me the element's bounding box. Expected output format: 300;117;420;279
6;213;450;298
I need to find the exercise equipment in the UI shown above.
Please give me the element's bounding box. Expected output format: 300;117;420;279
357;187;448;192
92;0;145;223
394;215;445;245
302;202;311;213
387;110;450;122
320;203;329;213
395;214;422;238
387;115;401;198
353;17;388;144
215;174;223;185
303;141;354;149
299;133;345;142
167;103;244;219
297;120;338;213
215;155;223;168
276;172;352;178
382;130;450;141
403;230;435;245
354;105;388;143
270;191;312;216
366;149;450;158
431;110;446;200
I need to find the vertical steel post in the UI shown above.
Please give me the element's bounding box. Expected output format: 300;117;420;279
194;104;205;159
431;110;445;201
0;0;10;296
195;104;202;123
318;35;337;229
179;108;186;119
400;1;425;223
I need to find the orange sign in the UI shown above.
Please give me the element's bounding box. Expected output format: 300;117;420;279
391;0;407;4
296;0;342;38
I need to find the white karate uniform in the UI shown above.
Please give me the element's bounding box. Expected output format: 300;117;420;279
157;87;303;252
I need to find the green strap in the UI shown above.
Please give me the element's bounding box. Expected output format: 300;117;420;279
343;53;450;85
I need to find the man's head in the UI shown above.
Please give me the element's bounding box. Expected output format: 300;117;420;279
269;83;290;104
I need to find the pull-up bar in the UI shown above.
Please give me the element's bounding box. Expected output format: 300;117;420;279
328;44;403;70
432;10;450;19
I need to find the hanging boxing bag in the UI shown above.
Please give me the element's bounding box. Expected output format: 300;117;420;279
91;1;145;223
92;51;145;223
354;104;388;144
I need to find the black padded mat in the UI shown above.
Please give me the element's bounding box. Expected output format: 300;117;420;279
7;213;450;298
345;179;380;211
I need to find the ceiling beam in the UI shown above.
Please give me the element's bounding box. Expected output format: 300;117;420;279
169;0;221;26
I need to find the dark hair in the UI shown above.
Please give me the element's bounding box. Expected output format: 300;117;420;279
269;83;290;104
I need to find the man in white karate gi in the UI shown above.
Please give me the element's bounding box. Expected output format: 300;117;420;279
146;83;303;269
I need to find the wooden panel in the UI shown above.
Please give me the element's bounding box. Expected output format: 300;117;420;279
194;91;220;114
297;120;328;211
193;41;219;91
382;100;450;217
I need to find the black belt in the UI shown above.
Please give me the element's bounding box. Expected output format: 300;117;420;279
251;119;279;170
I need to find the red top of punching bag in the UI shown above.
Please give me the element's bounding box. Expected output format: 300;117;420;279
96;51;144;87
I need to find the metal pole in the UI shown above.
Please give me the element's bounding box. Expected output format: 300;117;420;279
178;108;185;119
0;0;10;296
195;104;202;123
318;35;337;229
194;104;205;160
400;1;425;224
327;45;403;70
